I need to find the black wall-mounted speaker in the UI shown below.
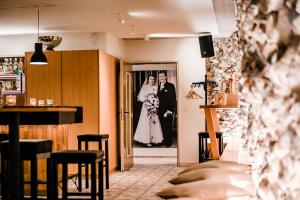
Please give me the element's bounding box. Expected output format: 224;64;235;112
198;35;215;58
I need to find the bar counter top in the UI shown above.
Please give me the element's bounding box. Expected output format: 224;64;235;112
0;106;83;125
0;106;78;112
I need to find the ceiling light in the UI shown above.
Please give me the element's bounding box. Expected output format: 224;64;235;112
30;8;48;65
128;11;158;18
30;43;48;65
146;32;211;39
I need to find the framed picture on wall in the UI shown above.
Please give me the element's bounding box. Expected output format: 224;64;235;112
132;64;177;148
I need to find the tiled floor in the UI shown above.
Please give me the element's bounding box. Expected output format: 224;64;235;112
106;163;182;200
134;147;177;157
64;157;182;200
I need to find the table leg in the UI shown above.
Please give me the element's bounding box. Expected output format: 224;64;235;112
8;113;21;199
204;108;220;159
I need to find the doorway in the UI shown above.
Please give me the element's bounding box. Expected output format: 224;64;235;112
132;63;178;158
118;61;178;170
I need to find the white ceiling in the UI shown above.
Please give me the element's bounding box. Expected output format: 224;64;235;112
0;0;236;38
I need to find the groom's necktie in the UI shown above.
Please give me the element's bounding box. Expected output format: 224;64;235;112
160;84;164;91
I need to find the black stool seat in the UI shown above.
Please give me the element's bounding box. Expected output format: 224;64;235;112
198;132;223;138
77;134;109;141
77;134;109;190
198;132;223;162
50;150;104;162
0;133;8;141
48;150;104;200
1;139;52;159
1;139;52;200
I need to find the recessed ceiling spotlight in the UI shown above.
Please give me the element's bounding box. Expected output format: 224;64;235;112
118;13;125;24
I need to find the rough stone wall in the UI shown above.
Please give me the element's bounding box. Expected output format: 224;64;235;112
234;0;300;199
206;33;246;140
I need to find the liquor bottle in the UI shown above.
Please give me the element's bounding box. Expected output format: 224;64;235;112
0;61;3;75
7;58;13;75
3;58;8;75
0;82;4;108
13;58;19;75
18;58;23;73
16;79;21;91
11;81;17;90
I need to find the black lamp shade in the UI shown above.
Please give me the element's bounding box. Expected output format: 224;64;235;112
30;43;48;65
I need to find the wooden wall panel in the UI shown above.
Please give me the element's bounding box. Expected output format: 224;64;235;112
61;50;99;150
99;51;119;172
0;125;68;192
25;52;62;105
20;125;68;192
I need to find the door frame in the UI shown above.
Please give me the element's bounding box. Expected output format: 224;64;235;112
122;61;180;166
117;60;135;171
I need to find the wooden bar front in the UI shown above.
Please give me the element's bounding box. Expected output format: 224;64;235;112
0;106;82;199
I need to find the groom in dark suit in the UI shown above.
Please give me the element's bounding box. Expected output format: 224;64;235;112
157;71;176;147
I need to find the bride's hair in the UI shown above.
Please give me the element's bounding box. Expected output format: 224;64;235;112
144;74;157;85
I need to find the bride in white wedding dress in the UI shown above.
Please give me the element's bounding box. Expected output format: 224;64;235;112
134;75;164;146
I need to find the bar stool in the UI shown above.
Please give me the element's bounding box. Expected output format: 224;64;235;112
77;134;109;190
48;150;104;200
198;132;223;162
1;139;52;200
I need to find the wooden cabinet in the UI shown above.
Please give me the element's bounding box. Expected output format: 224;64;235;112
61;50;99;149
25;51;62;105
25;50;99;148
25;50;118;173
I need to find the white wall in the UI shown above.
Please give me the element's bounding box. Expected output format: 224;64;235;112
124;38;206;165
0;32;125;58
106;33;125;59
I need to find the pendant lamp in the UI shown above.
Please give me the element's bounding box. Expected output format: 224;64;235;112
30;8;48;65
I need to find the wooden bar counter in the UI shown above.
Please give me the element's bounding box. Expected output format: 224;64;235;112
0;106;83;199
200;105;237;159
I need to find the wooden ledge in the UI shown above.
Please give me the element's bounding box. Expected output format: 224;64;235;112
199;105;238;109
0;106;78;112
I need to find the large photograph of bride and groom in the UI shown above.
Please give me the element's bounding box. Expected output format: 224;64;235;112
133;70;177;148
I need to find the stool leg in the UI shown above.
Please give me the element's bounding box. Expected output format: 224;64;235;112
31;157;38;200
220;136;224;154
85;141;89;189
52;160;58;200
47;158;52;200
218;137;221;155
105;140;109;189
199;136;202;162
204;138;208;159
62;163;68;200
91;162;96;200
78;140;82;192
1;159;8;200
78;162;82;192
98;160;104;200
20;160;24;199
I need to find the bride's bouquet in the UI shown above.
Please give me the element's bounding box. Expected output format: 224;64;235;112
144;93;159;121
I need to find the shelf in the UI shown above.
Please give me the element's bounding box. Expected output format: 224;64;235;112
0;75;20;79
199;105;238;109
2;90;23;95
